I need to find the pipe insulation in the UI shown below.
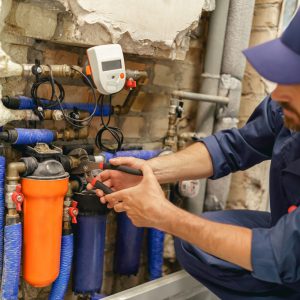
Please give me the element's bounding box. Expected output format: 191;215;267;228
3;96;112;116
49;234;74;300
0;100;39;127
221;0;256;80
0;157;5;281
103;150;161;161
148;228;165;280
0;223;22;300
205;0;255;211
13;128;55;145
114;212;144;275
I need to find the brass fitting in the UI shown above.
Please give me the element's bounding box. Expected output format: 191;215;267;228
63;183;73;231
6;162;26;183
6;161;26;222
56;127;89;141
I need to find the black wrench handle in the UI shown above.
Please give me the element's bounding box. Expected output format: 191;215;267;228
91;178;113;195
104;163;143;176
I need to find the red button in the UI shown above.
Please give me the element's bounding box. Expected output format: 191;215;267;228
120;73;125;79
288;205;298;213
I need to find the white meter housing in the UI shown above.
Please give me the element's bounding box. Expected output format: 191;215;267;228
87;44;126;95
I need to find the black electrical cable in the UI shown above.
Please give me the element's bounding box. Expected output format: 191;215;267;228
49;66;99;128
95;94;123;153
31;66;65;120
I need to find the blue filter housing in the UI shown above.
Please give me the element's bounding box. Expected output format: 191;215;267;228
114;212;144;275
148;228;165;280
72;190;109;295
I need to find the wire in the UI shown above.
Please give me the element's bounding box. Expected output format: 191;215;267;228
31;67;65;119
50;66;99;128
95;95;123;153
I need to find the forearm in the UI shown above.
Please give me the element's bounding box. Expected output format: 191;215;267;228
159;203;253;271
148;142;213;184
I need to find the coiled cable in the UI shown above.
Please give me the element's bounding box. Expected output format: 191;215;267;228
95;95;123;153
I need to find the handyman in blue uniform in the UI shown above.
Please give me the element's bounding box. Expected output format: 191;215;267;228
90;8;300;300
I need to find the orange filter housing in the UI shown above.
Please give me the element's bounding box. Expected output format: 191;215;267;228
21;177;69;287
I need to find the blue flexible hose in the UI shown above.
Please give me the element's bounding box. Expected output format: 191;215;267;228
14;128;55;145
0;156;5;281
17;96;111;116
49;234;74;300
148;228;165;280
1;223;22;300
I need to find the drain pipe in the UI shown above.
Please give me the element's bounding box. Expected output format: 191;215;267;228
184;0;230;215
205;0;255;211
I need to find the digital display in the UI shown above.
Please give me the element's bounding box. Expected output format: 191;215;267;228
102;60;122;71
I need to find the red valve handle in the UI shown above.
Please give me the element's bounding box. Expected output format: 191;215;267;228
125;78;137;89
12;184;24;212
68;201;79;224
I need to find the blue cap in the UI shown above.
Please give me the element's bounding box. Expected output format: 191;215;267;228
243;8;300;84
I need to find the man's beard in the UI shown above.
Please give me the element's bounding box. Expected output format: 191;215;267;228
284;116;300;131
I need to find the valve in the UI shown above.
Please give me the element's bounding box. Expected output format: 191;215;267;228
176;100;184;118
68;200;79;224
125;78;137;90
12;184;24;212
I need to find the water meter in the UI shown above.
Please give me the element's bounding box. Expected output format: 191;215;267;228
87;44;126;95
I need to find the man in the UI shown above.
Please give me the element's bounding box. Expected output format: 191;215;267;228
89;9;300;300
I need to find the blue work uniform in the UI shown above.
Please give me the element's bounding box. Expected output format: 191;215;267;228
175;96;300;299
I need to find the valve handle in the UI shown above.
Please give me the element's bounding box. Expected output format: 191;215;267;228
68;200;79;224
12;184;24;212
125;78;137;90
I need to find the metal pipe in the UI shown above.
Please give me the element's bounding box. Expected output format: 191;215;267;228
187;0;231;215
21;65;148;80
206;0;256;211
172;90;229;105
195;0;231;133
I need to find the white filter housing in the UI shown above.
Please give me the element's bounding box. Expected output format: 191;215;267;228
87;44;126;95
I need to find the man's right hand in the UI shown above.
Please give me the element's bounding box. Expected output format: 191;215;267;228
87;157;146;203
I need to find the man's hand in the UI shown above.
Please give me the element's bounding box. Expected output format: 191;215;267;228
103;164;172;228
87;157;146;204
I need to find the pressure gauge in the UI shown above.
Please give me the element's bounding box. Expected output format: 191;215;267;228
87;44;126;95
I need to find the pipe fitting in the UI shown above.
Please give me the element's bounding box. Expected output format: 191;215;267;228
6;162;26;182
